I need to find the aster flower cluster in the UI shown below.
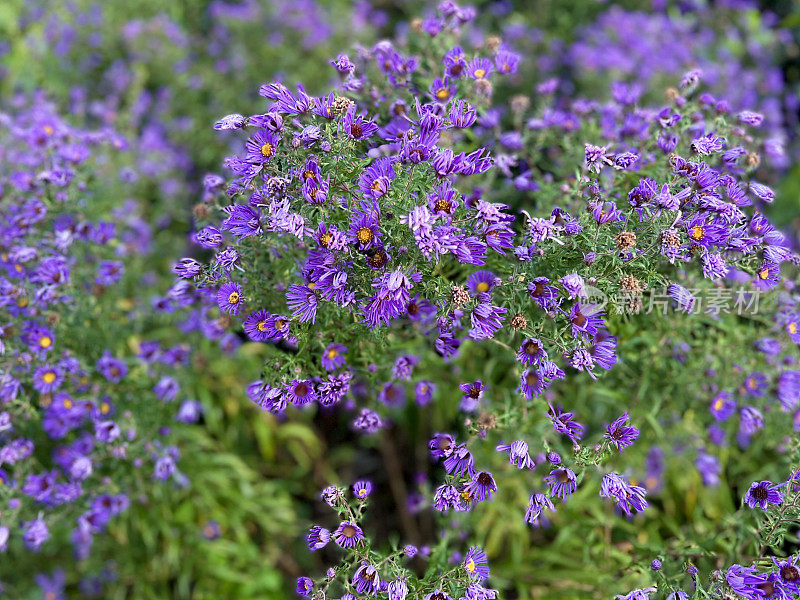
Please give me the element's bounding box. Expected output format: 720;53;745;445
161;4;800;598
174;2;522;427
0;99;203;597
298;480;498;600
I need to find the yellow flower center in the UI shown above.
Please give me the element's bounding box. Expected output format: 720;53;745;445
436;88;450;101
101;402;111;414
789;322;798;334
474;68;486;78
257;321;267;332
356;227;373;243
691;226;704;241
42;372;56;384
274;319;285;329
63;398;73;409
320;232;333;247
39;336;52;348
465;559;476;573
260;143;273;158
713;399;724;411
43;125;54;136
476;282;490;293
228;291;240;304
326;348;338;359
759;268;770;280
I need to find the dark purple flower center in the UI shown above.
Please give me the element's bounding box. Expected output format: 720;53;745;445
752;485;769;501
477;472;492;486
342;525;357;538
757;582;775;597
781;565;799;581
525;341;540;355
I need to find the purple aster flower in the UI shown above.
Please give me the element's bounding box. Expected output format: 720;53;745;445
466;270;496;296
433;484;464;512
342;106;378;140
443;444;476;478
548;404;585;443
604;412;639;452
750;182;775;204
726;564;768;599
307;525;331;552
333;521;364;549
544;468;577;500
34;569;65;600
388;579;408;600
23;516;50;551
459;381;484;412
744;480;784;510
429;77;456;103
424;591;453;600
321;343;347;371
414;381;435;406
285;380;316;406
569;303;604;338
296;576;314;598
216;282;243;315
214;113;246;130
463;546;490;580
330;53;355;74
348;201;382;250
33;364;63;394
753;262;780;291
694;450;722;487
690;133;726;155
243;309;271;342
560;273;586;299
463;471;497;502
286;284;318;324
667;284;696;314
782;314;800;343
740;406;764;437
469;301;507;340
353;480;372;499
525;493;555;527
352;564;380;596
358;157;396;200
352;408;383;434
772;556;800;593
528;277;560;311
710;392;736;421
777;371;800;411
585;144;613;172
600;472;647;516
96;351;127;383
495;440;534;470
245;129;280;164
589;330;617;371
740;372;768;397
429;433;456;459
516;338;547;366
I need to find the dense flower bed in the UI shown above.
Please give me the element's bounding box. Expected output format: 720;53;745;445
1;0;799;598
